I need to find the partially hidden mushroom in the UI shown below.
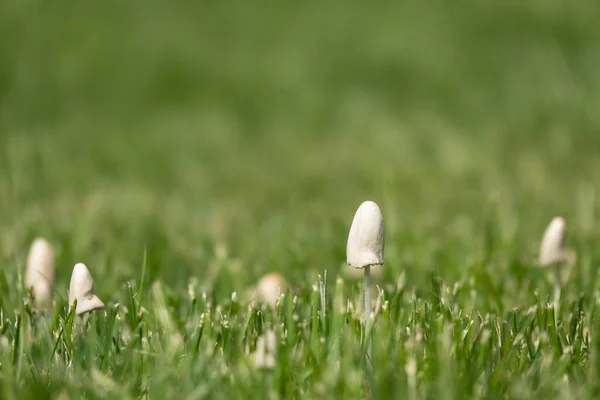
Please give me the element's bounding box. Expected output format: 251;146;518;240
68;263;104;315
256;272;288;308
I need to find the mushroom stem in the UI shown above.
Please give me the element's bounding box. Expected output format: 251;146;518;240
364;265;372;364
552;265;561;316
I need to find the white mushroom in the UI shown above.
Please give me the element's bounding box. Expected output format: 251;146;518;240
25;238;55;311
346;200;385;364
539;217;575;314
347;201;385;269
255;273;287;308
68;263;104;315
540;217;568;266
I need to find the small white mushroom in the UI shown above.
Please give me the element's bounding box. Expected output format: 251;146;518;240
346;200;385;365
540;217;567;266
68;263;104;315
25;238;55;311
255;273;287;308
539;217;576;314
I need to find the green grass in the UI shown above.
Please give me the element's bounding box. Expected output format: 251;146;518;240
1;0;600;398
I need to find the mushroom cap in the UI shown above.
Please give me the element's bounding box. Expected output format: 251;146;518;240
69;263;104;315
25;238;55;308
539;217;567;266
342;261;384;280
25;238;55;287
75;294;105;315
256;273;287;307
346;201;385;268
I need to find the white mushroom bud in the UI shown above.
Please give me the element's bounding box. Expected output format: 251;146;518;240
25;238;55;311
68;263;104;315
256;273;287;308
539;217;567;266
346;201;385;269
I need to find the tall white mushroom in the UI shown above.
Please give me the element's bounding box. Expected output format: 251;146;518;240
539;217;575;313
25;238;55;311
68;263;104;315
346;200;385;362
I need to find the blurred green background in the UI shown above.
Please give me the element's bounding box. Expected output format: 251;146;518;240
1;0;600;308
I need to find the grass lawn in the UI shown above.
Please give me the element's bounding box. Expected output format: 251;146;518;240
1;1;600;398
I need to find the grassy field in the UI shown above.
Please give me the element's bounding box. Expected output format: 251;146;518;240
1;1;600;398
